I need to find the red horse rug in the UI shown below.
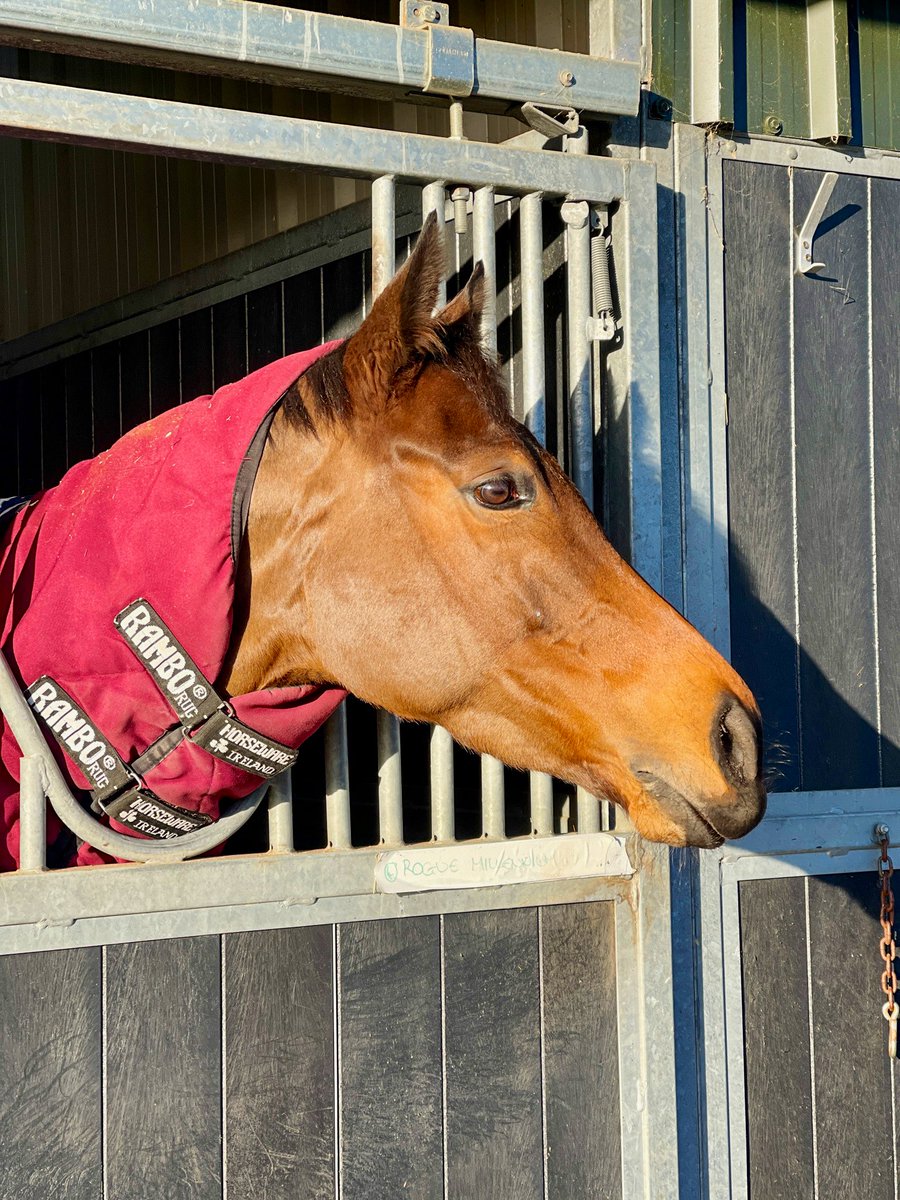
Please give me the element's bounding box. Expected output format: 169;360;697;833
0;345;346;870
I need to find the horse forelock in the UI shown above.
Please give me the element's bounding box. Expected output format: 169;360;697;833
283;327;520;442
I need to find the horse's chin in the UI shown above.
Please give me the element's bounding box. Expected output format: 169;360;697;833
631;772;726;849
577;764;726;849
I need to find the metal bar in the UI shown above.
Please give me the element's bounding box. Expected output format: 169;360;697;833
690;0;735;126
324;703;352;849
266;771;294;854
562;168;594;503
0;862;633;954
420;183;456;845
713;135;900;177
589;0;642;65
0;0;640;117
17;755;46;872
473;187;498;355
371;174;396;295
612;159;682;1198
679;125;730;656
519;191;555;838
520;192;546;443
0;78;633;204
806;0;852;141
0;649;264;863
561;134;601;838
721;875;751;1199
370;175;405;849
472;186;505;840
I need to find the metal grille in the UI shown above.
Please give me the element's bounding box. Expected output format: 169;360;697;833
0;65;660;890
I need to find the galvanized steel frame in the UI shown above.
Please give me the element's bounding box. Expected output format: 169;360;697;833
0;52;681;1196
690;132;900;1199
0;0;641;117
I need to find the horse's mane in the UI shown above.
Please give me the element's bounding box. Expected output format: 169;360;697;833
282;329;516;434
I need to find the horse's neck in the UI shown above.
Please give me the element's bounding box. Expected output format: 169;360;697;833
220;410;326;695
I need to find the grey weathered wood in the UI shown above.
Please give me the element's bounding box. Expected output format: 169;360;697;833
739;877;815;1198
105;936;222;1200
225;925;335;1200
0;948;102;1199
870;177;900;785
541;901;621;1198
443;907;543;1200
807;873;895;1197
793;170;879;790
338;916;443;1200
722;160;799;790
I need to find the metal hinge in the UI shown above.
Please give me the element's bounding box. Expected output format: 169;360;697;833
399;2;475;98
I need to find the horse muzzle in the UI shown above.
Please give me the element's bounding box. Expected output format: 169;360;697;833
628;694;767;848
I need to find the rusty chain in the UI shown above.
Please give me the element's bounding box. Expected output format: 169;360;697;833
876;824;898;1059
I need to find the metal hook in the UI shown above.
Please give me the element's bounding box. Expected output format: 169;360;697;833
796;171;838;275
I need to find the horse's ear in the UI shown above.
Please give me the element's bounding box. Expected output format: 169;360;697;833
342;211;446;397
436;262;485;346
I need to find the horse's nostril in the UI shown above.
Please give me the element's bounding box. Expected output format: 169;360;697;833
714;698;761;788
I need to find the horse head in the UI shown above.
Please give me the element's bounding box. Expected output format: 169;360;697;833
225;214;765;848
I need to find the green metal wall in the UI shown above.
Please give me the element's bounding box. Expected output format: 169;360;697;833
651;0;899;149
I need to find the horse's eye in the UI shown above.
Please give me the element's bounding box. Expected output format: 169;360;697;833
474;476;519;508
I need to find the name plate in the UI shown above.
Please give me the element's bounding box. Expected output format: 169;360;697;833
375;833;633;894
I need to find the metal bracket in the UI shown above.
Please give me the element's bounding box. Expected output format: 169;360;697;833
518;102;580;138
796;171;838;275
400;1;475;97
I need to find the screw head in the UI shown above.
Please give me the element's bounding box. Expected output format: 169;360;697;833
559;70;575;87
763;115;784;136
649;96;673;120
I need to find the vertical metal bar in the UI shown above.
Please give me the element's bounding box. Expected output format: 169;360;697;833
563;212;594;504
520;190;555;838
520;191;546;443
423;182;456;844
473;185;505;839
693;131;746;1200
622;160;681;1200
325;703;352;849
17;754;46;871
562;138;600;836
806;0;852;141
473;187;498;356
690;0;735;126
372;174;404;848
266;773;294;853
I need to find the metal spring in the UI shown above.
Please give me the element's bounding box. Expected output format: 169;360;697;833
591;228;614;317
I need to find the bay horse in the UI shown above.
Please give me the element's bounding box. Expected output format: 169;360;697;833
0;214;764;868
